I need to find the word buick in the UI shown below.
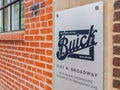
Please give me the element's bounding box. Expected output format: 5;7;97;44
56;25;98;61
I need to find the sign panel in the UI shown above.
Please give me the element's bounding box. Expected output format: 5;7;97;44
54;1;103;90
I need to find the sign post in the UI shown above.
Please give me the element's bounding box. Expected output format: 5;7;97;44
54;1;103;90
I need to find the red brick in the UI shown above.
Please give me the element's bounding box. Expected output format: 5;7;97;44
113;68;120;78
18;67;24;73
25;24;30;29
34;0;42;3
18;47;25;51
35;74;45;82
25;30;29;34
15;51;21;55
46;0;52;5
36;23;41;28
25;13;31;18
37;69;42;74
35;49;45;54
113;46;120;55
22;74;29;81
25;8;30;13
46;78;52;85
40;9;45;15
24;42;30;46
30;54;39;60
25;19;29;24
42;22;47;27
113;35;120;43
113;57;120;66
30;17;39;22
114;0;120;10
25;36;33;40
25;1;33;7
46;64;52;70
40;16;45;21
113;79;120;89
46;50;52;55
32;67;37;72
31;23;35;28
26;59;34;65
113;24;120;32
41;28;52;34
114;11;120;21
48;20;53;26
40;82;45;88
22;86;29;90
35;62;45;68
34;36;45;40
26;48;34;52
18;57;24;62
26;82;34;89
46;35;53;40
46;6;52;13
30;42;39;47
40;56;52;63
35;87;40;90
32;80;39;86
43;71;52;78
46;14;52;20
45;85;52;90
30;30;39;34
22;53;29;58
40;42;52;48
41;2;46;8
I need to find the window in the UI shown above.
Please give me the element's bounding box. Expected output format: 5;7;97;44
0;0;25;32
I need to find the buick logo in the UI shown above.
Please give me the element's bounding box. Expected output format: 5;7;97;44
56;25;97;61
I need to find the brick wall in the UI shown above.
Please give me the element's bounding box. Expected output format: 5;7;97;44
0;0;53;90
113;0;120;89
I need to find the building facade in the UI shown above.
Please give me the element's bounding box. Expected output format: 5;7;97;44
0;0;120;90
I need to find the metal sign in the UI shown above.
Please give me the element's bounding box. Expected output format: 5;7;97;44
54;1;103;90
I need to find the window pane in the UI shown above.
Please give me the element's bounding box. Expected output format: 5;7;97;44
12;1;19;31
0;11;3;32
4;0;10;5
0;0;3;8
0;0;3;32
21;0;25;29
4;0;10;32
0;0;25;33
4;7;10;32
